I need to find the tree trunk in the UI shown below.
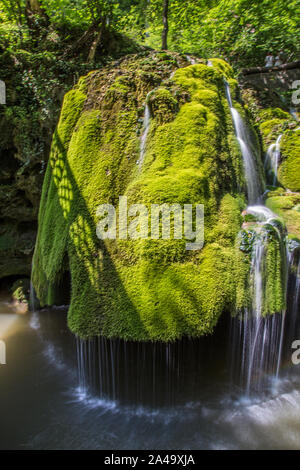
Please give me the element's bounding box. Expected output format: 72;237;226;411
161;0;169;50
63;23;96;58
87;18;106;63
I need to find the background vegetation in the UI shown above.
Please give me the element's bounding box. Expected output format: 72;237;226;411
1;1;299;68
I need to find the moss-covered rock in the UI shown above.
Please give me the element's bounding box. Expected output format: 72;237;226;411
266;190;300;241
11;278;30;304
235;220;287;316
256;107;293;148
251;107;300;191
278;129;300;192
32;54;253;340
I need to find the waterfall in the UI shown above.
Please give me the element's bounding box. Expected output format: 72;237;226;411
30;282;36;312
225;80;291;393
225;81;263;204
75;333;229;407
231;205;288;393
138;98;151;170
72;78;298;404
281;245;300;356
290;250;300;329
265;134;282;186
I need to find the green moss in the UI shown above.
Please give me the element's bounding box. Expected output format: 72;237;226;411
108;75;131;95
207;58;234;80
259;108;291;122
147;87;178;124
235;238;251;311
11;278;30;303
258;107;293;148
266;192;300;240
264;230;286;314
256;107;299;190
32;55;261;340
234;224;287;316
278;130;300;191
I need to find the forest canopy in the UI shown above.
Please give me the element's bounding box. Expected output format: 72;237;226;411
0;0;299;68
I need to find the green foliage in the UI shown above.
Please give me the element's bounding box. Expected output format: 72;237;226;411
1;0;298;70
196;0;299;67
119;0;299;68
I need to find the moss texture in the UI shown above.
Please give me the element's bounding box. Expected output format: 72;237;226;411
32;53;264;340
255;107;300;191
278;129;300;192
234;221;286;316
266;189;300;241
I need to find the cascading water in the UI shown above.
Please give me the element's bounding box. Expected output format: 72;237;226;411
289;249;300;333
138;96;151;169
281;244;300;358
230;207;288;393
265;134;282;186
75;333;229;407
225;81;264;204
225;81;289;393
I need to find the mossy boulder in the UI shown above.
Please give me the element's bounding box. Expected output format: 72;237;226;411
235;221;287;316
266;190;300;241
278;129;300;192
254;107;300;191
258;108;293;148
32;53;250;340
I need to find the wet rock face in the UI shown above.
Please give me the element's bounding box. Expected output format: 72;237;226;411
0;69;61;282
0;179;39;279
0;141;42;279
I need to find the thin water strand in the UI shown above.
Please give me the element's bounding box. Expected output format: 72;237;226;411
138;97;151;169
265;134;282;185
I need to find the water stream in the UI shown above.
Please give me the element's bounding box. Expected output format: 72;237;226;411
224;81;298;395
138;94;151;169
265;134;282;185
225;81;263;204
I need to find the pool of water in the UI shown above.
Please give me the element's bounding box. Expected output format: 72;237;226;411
1;295;300;450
